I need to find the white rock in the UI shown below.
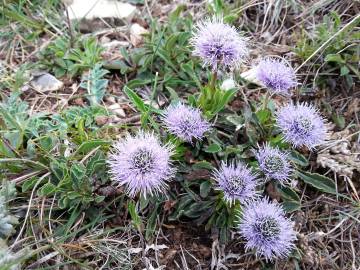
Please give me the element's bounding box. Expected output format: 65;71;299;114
104;96;116;104
100;36;111;44
130;23;148;47
30;72;63;92
66;0;136;21
108;103;126;117
240;67;261;86
221;78;236;91
102;40;130;48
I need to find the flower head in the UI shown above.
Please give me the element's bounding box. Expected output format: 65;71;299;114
191;18;248;71
239;198;296;260
256;58;297;95
163;103;210;142
255;144;292;183
213;161;258;205
276;103;327;149
107;131;174;198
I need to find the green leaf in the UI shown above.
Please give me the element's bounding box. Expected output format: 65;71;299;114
50;160;68;182
145;204;159;240
187;95;197;107
123;86;147;113
332;113;345;129
39;135;57;151
0;104;24;133
277;185;300;202
73;139;110;155
325;54;345;64
210;88;237;115
282;201;301;213
226;115;244;127
165;86;180;102
38;182;57;196
0;138;15;158
183;201;213;218
126;78;153;89
58;196;70;209
180;61;201;89
165;33;179;52
256;109;271;125
3;131;23;150
128;201;142;232
169;5;186;24
119;46;131;63
95;195;105;203
200;180;212;198
86;151;106;177
192;161;214;170
205;143;222;153
80;64;109;105
340;65;350;76
298;171;337;194
224;14;238;24
289;151;309;167
277;185;301;212
22;177;39;192
70;163;86;189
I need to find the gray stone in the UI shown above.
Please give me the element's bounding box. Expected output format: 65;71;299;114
66;0;136;21
130;23;148;47
108;103;126;117
30;72;63;92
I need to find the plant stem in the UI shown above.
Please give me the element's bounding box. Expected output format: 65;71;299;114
209;71;218;94
262;91;270;110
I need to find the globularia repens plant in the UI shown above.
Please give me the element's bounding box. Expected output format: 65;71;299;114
108;17;328;261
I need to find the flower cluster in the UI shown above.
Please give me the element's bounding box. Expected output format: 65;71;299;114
239;198;296;260
191;18;248;71
213;162;258;205
276;103;327;149
105;16;329;264
255;58;297;95
108;104;210;198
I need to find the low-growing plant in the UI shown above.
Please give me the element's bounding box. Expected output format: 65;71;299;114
1;2;357;269
107;6;203;92
80;63;109;106
0;92;112;211
39;36;104;77
295;11;359;90
0;181;18;239
114;13;344;264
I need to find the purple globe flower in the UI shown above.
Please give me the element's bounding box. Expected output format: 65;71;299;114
213;161;258;205
107;131;175;198
191;18;248;71
163;103;210;142
239;198;296;260
255;144;292;184
276;103;327;149
256;58;297;95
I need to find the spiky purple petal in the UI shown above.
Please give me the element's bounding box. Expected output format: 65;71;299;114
191;18;248;71
163;103;210;142
255;144;292;183
276;103;327;149
213;161;258;205
107;131;175;198
239;198;296;260
256;58;297;95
